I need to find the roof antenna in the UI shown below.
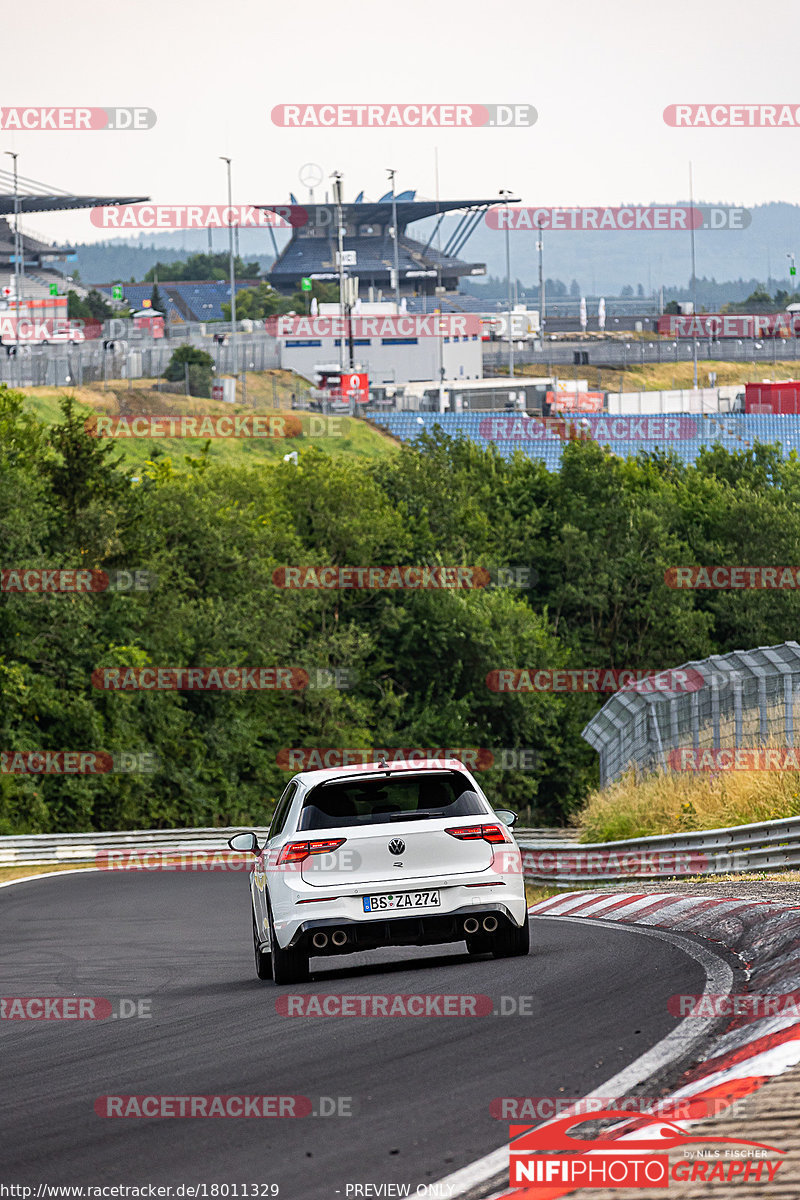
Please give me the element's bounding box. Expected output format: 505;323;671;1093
378;757;388;768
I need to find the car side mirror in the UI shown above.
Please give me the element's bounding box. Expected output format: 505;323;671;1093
494;808;518;828
227;831;261;854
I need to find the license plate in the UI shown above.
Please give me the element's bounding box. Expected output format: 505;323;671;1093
362;890;441;912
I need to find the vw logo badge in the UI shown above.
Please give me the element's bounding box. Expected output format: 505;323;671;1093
388;839;405;856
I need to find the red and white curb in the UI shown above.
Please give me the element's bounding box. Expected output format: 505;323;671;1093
436;891;800;1199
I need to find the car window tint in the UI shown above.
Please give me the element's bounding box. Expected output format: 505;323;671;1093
297;771;487;831
269;782;297;838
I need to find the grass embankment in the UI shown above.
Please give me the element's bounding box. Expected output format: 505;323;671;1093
576;768;800;843
516;360;800;394
0;863;95;884
19;376;398;467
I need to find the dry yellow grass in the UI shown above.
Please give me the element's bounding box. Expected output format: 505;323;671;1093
516;359;800;394
577;767;800;842
0;863;95;884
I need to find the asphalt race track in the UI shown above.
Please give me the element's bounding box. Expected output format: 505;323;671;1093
0;872;707;1197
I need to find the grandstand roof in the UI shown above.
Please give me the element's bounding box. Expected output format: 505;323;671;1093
261;195;510;294
0;164;146;215
259;197;512;226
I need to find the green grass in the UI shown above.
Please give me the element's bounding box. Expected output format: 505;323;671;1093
19;378;400;468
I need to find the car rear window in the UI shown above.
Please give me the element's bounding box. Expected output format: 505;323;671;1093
297;770;488;831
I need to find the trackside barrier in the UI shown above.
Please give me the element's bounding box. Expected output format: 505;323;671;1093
0;820;796;879
0;825;576;867
518;814;800;881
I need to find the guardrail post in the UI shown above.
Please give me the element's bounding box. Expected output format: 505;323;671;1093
758;675;768;744
711;676;720;748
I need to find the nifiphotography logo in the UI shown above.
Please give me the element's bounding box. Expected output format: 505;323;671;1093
508;1109;784;1188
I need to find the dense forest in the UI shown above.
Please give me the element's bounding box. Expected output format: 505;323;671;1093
2;384;799;834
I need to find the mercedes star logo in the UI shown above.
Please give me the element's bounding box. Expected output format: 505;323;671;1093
388;839;405;856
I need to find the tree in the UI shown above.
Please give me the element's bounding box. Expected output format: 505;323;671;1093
164;345;214;397
150;283;166;315
144;253;259;283
569;279;580;298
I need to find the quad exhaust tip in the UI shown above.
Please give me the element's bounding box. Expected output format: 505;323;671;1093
482;915;498;933
464;917;480;934
311;931;329;949
331;929;348;946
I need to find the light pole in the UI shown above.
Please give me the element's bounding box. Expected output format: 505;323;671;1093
331;171;351;373
537;216;545;341
219;157;238;391
387;169;400;310
4;152;23;337
500;189;514;377
688;161;698;388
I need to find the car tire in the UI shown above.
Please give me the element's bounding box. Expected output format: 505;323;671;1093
492;916;531;959
267;898;309;985
252;912;272;981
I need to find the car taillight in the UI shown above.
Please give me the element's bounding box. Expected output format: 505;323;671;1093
445;824;507;844
276;838;346;865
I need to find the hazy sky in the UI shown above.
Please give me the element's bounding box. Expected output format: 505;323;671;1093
3;0;799;248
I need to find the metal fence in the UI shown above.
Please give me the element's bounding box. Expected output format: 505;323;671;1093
2;818;796;882
483;337;800;371
0;338;281;389
518;813;800;881
0;825;580;869
582;641;800;787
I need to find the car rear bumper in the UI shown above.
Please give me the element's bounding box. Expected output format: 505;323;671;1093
285;902;526;954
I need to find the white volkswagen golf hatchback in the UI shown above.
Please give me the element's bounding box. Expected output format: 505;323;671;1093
229;758;530;984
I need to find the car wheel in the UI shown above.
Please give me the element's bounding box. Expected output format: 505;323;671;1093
492;916;531;959
267;898;309;985
252;912;272;981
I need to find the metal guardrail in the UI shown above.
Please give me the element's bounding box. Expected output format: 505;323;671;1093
1;818;796;881
518;813;800;882
0;824;580;867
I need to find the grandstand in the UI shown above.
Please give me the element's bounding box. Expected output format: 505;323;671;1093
0;219;80;299
260;192;509;296
0;165;146;302
369;412;800;472
95;279;262;323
